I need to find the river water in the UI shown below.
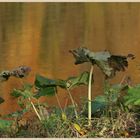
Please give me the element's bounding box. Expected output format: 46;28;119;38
0;3;140;115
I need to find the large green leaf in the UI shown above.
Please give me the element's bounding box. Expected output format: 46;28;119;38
124;84;140;106
66;71;91;89
70;47;134;78
85;95;108;114
91;95;108;113
33;72;92;99
0;97;4;104
35;72;91;91
35;74;66;88
34;87;56;99
34;74;66;98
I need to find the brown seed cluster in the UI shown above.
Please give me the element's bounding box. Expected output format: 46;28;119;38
0;66;31;82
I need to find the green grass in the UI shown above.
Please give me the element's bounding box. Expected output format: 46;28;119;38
0;102;140;138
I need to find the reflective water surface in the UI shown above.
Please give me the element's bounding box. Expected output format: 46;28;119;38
0;3;140;115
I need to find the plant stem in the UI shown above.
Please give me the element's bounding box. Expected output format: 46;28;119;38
28;97;42;121
88;65;94;127
67;89;78;119
55;92;63;113
37;100;45;120
64;97;68;112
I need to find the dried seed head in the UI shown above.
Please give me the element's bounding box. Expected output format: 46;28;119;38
11;66;31;78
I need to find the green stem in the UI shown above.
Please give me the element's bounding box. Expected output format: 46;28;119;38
28;97;42;121
88;65;94;127
37;100;45;120
19;79;42;121
55;92;63;113
67;89;78;119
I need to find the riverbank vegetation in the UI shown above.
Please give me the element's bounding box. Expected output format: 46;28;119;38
0;48;140;138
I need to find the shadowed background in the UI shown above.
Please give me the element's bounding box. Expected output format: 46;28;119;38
0;3;140;115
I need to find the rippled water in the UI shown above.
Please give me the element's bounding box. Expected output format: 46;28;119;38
0;3;140;115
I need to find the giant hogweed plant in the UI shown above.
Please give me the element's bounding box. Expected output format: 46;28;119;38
69;47;134;127
11;71;90;121
0;48;135;130
34;71;90;118
8;72;91;137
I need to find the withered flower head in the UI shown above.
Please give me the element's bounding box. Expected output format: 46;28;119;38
11;66;31;78
69;47;135;79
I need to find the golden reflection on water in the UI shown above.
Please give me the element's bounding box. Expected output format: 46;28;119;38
0;3;140;115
